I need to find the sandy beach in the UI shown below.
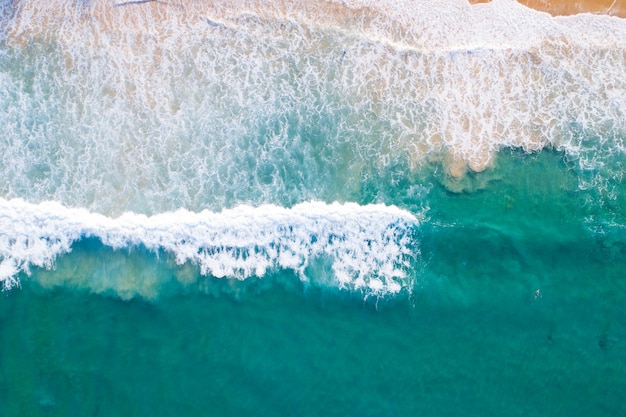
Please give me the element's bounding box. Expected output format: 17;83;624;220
471;0;626;17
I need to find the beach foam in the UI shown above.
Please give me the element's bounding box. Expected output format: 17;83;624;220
0;199;419;296
1;1;624;211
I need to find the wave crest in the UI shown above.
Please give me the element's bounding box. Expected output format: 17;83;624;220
0;199;419;296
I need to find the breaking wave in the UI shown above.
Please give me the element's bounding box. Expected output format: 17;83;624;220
0;199;419;296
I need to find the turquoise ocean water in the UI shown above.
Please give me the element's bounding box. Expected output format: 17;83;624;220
1;0;625;415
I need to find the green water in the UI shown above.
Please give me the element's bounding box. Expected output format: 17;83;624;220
2;151;625;416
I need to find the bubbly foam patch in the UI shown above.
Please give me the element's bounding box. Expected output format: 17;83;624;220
0;199;418;296
1;0;625;209
0;0;626;211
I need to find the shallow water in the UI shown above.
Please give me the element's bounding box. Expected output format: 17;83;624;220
1;0;625;415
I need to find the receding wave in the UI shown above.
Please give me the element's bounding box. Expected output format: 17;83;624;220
0;199;419;296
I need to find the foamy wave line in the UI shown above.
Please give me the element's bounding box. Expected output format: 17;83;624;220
0;199;418;294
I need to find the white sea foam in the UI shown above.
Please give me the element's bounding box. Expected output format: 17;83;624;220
1;0;625;216
0;199;418;295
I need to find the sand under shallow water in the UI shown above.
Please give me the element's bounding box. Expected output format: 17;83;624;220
2;0;625;193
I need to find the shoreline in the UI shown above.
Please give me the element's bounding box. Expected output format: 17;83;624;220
470;0;626;18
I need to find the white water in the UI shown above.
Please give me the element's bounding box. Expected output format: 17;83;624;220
1;0;625;215
0;199;418;294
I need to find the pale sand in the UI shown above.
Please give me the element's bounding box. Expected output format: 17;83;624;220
470;0;626;17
